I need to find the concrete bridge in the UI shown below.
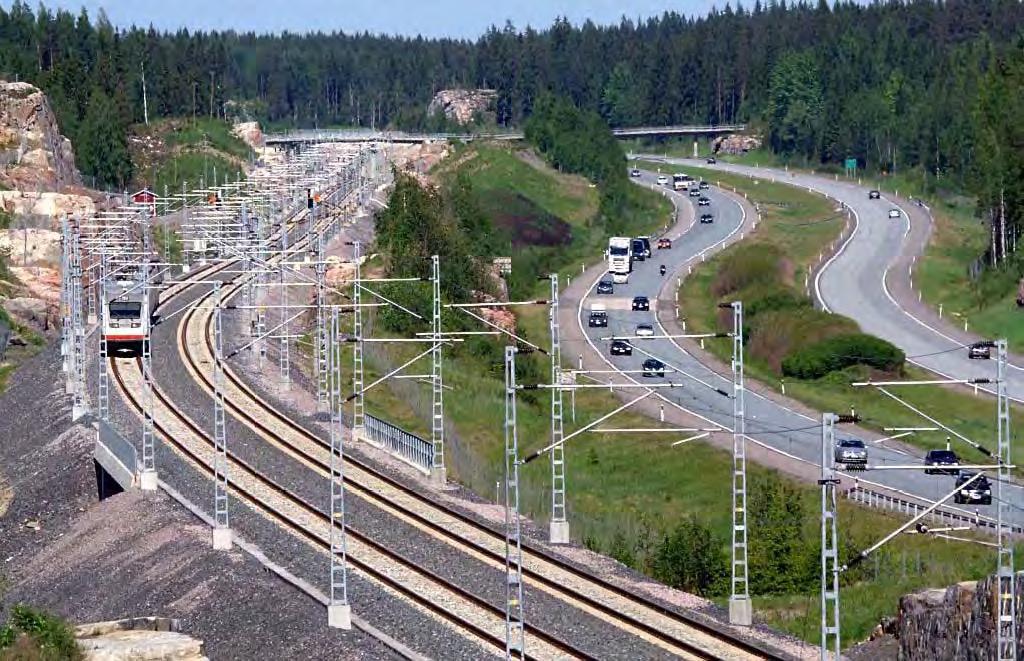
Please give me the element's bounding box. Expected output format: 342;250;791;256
265;124;746;145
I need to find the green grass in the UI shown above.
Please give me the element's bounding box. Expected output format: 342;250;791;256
162;118;253;161
753;508;1019;646
152;225;183;266
151;153;245;197
437;143;670;298
318;145;1013;651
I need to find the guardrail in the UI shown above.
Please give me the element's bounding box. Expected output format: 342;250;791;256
844;484;1024;536
360;413;432;475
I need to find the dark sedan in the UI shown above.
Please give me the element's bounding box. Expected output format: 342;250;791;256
700;213;714;224
610;340;633;356
597;280;614;295
924;449;960;475
642;358;665;377
632;296;650;311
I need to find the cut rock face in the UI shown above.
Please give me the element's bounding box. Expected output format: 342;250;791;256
0;80;82;191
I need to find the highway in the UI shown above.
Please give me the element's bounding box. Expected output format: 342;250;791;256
646;157;1024;404
572;171;1024;529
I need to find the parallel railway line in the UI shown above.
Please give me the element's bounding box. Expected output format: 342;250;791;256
107;173;784;660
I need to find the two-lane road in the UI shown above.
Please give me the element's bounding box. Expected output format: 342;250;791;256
574;170;1024;528
645;157;1024;403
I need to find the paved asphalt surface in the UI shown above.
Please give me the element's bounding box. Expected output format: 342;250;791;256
650;157;1024;406
580;169;1024;528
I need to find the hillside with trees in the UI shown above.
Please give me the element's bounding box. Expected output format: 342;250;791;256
0;0;1020;272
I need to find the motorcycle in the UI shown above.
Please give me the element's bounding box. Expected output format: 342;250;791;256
659;264;667;276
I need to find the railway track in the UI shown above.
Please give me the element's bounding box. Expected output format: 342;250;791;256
169;263;779;656
110;354;589;660
109;172;783;659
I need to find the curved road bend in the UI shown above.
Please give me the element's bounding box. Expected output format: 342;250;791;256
644;156;1024;404
559;169;1024;528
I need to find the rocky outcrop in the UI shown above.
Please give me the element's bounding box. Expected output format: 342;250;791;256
231;121;263;150
0;228;61;267
76;618;207;661
896;573;1024;660
427;89;497;125
0;191;95;221
0;81;81;190
712;133;763;155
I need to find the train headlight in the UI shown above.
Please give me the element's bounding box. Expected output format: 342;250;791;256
131;321;141;328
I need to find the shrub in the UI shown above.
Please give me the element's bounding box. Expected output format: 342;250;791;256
0;604;82;660
782;332;905;379
651;516;728;597
747;307;857;373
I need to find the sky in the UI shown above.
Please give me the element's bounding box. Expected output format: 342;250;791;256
13;0;720;39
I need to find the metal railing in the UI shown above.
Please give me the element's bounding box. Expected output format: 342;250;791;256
362;413;432;475
844;484;1024;535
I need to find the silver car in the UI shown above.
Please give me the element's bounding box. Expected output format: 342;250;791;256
834;439;867;467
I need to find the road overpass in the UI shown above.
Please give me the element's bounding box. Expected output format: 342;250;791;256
265;124;746;146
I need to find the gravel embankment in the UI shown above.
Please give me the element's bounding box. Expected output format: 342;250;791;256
0;345;394;659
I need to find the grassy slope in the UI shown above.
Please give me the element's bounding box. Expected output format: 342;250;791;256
130;118;250;194
351;146;1014;648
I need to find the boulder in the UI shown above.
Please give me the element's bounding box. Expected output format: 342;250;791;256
2;296;49;330
712;133;763;155
427;89;497;125
0;190;96;221
75;617;206;661
231;121;264;150
0;228;62;266
0;80;82;190
896;573;1024;660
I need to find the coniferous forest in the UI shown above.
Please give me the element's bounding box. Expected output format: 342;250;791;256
0;0;1022;240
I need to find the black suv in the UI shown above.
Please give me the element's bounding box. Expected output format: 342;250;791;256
700;213;714;224
706;157;717;164
698;197;711;206
642;358;665;377
924;449;960;475
953;472;992;505
632;296;650;311
610;340;633;356
597;280;614;295
588;310;608;328
868;190;881;199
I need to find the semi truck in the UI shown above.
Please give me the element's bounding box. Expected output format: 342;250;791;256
608;237;632;279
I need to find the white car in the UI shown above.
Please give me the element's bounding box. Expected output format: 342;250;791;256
888;208;901;219
657;175;669;186
636;324;655;337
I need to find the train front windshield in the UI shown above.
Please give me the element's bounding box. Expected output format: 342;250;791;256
109;301;142;319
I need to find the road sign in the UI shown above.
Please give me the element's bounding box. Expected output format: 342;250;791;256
845;158;857;173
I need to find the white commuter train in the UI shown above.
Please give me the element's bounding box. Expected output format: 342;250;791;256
102;264;161;353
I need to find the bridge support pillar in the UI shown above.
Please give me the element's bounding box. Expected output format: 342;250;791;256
693;140;699;158
729;596;752;626
429;466;447;488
